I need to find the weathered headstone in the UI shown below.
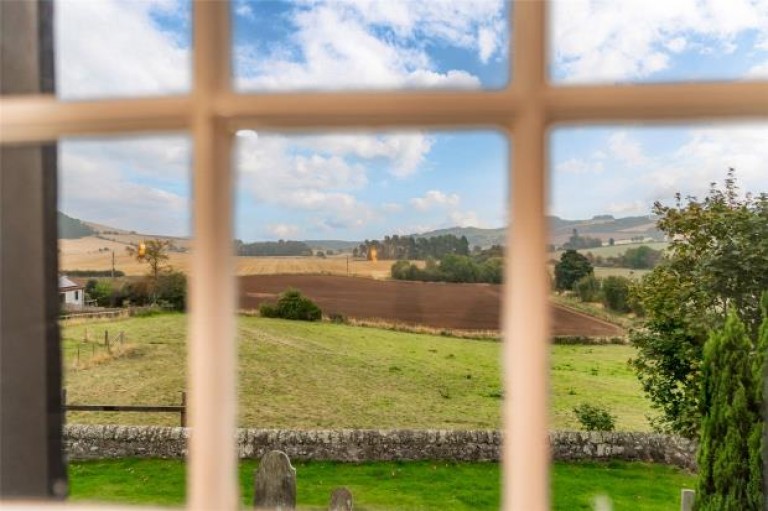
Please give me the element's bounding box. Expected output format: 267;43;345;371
329;487;353;511
253;450;296;510
680;489;695;511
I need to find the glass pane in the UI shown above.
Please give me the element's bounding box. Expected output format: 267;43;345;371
233;130;508;507
550;0;768;84
55;0;192;100
59;135;191;505
232;0;511;92
548;123;768;506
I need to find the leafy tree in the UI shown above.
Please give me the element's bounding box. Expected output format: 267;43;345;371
554;249;593;291
695;305;766;510
621;245;663;269
127;239;173;303
602;276;631;312
575;275;601;303
631;172;768;436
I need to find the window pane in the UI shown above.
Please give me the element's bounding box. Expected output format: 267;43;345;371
550;0;768;84
548;123;767;506
58;134;191;504
232;0;511;92
232;130;507;507
55;0;192;100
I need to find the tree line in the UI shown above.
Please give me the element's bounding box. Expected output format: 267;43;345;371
354;233;471;260
391;247;503;284
234;239;313;257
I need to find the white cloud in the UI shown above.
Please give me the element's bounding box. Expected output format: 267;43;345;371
236;0;505;91
59;138;190;236
746;60;768;79
659;125;768;199
450;210;482;228
556;157;604;174
606;200;648;216
56;0;190;99
266;224;300;238
666;37;687;54
552;0;768;82
410;190;461;211
382;202;403;213
608;132;647;166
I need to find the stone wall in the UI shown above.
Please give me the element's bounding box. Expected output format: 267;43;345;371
63;426;697;470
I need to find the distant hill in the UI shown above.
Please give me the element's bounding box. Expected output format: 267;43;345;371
414;215;662;248
59;211;663;252
412;226;506;248
58;212;95;239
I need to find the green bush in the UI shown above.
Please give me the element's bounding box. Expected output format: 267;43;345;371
259;289;322;321
155;271;187;311
575;275;601;303
573;403;616;431
602;276;631;312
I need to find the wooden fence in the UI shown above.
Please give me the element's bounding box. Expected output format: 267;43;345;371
62;390;187;427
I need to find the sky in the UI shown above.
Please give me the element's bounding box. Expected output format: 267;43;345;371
55;0;768;241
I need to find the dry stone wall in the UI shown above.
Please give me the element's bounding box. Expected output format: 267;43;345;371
63;426;697;470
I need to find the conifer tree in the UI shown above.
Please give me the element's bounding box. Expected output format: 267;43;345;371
696;300;766;510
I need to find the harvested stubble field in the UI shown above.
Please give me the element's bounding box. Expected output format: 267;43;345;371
240;274;624;337
62;314;652;430
60;237;402;278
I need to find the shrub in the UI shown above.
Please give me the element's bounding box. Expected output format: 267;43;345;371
575;275;601;302
573;403;616;431
259;289;321;321
602;276;631;312
155;270;187;310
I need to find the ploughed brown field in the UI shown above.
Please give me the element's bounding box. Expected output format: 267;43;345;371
239;275;624;337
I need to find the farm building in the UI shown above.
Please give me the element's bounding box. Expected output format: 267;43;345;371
59;275;84;309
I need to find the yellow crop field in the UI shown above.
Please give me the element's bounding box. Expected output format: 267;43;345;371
60;237;415;279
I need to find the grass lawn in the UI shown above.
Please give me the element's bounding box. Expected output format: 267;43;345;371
62;313;653;430
68;458;695;510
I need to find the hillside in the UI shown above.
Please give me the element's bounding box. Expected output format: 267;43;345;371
59;212;95;239
62;314;652;430
59;212;662;256
414;215;662;248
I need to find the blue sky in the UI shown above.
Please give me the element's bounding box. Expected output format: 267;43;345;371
56;0;767;240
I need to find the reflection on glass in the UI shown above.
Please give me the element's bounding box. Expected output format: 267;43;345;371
232;0;510;91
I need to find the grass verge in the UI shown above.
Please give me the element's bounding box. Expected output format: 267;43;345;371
69;458;694;510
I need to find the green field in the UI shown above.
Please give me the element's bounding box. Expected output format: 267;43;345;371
62;314;652;431
69;458;694;510
554;241;669;260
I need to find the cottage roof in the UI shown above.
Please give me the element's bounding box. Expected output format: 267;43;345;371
59;275;83;291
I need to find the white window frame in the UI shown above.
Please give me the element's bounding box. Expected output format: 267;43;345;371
1;1;766;509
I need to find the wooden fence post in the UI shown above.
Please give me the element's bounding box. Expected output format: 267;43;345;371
253;451;296;510
180;391;187;427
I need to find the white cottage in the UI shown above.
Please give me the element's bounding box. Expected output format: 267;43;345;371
59;275;84;309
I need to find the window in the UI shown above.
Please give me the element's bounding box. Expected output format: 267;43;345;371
1;1;766;509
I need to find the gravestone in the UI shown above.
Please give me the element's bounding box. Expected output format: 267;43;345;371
680;489;695;511
253;450;296;510
329;487;353;511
